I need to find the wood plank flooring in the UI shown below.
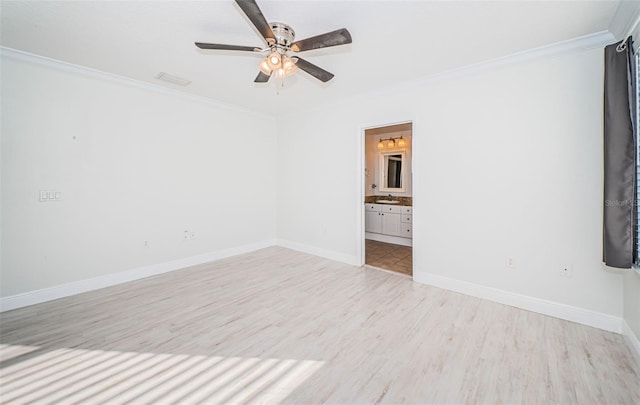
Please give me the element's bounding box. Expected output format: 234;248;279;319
1;246;639;404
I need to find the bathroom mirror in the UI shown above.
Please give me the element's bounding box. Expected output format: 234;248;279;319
379;151;406;192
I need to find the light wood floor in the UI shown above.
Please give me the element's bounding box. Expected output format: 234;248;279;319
1;247;639;404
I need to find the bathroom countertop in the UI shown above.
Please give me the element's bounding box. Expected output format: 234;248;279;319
364;196;412;206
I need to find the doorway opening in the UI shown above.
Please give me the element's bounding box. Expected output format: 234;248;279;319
362;122;413;276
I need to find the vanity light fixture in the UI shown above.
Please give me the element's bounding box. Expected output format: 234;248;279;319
377;136;407;149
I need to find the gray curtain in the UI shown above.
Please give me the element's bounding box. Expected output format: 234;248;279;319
603;39;635;268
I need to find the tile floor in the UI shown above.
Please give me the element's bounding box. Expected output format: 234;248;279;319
365;239;412;276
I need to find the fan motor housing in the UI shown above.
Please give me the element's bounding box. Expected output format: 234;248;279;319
270;22;295;48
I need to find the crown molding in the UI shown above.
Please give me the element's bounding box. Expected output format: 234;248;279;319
281;30;615;119
357;30;616;104
609;0;640;40
1;28;617;122
0;46;275;121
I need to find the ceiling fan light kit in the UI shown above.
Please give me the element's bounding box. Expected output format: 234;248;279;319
195;0;351;84
259;53;298;79
267;53;281;69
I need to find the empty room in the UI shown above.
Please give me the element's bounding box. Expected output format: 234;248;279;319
2;0;640;403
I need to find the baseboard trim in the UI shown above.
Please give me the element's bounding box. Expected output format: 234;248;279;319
622;320;640;367
2;240;628;339
414;271;622;333
276;239;360;266
0;239;277;312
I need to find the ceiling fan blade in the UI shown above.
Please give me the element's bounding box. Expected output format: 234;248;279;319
295;57;334;82
291;28;352;52
235;0;275;42
254;71;271;83
195;42;261;52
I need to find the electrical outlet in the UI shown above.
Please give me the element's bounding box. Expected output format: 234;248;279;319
560;264;573;278
506;257;516;269
143;240;150;248
183;230;189;241
39;190;62;202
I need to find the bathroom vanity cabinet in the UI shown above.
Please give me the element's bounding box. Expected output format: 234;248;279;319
365;203;412;246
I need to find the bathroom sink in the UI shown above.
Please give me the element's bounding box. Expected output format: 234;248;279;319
376;200;400;204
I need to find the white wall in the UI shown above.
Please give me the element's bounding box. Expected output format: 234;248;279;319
1;40;628;329
1;53;277;297
277;46;623;318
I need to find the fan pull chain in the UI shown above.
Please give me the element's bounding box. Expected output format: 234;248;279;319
276;75;286;96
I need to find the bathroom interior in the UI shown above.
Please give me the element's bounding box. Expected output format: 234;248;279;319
364;122;413;276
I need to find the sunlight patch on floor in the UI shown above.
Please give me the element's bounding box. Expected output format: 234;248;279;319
0;344;325;404
0;344;42;362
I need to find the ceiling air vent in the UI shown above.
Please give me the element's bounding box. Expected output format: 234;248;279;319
155;72;191;86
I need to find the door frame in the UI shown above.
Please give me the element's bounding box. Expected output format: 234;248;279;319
357;119;415;272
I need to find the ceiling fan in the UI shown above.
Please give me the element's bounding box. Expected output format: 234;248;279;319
195;0;352;83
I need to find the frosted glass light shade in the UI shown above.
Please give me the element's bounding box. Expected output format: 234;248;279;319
377;140;384;149
259;58;272;75
274;56;298;78
266;52;282;70
260;54;298;78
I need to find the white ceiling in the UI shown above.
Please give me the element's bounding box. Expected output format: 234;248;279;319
0;0;625;115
